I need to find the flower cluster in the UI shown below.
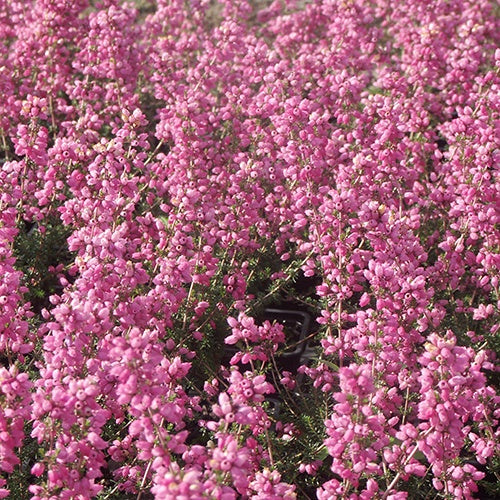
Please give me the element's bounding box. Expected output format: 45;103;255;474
0;0;498;498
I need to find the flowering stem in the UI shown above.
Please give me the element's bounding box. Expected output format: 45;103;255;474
381;426;435;499
137;459;153;498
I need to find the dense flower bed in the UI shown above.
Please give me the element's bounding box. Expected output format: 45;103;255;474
0;0;499;498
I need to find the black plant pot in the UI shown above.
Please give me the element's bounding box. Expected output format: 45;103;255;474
263;308;311;373
265;395;282;419
222;308;312;373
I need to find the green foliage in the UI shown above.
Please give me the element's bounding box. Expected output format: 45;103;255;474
13;217;74;313
478;454;500;500
6;423;43;500
267;359;331;494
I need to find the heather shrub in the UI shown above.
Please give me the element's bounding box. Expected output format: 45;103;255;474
0;0;498;499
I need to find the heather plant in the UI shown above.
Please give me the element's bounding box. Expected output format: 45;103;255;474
0;0;499;498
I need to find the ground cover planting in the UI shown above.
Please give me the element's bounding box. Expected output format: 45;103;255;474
0;0;499;498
